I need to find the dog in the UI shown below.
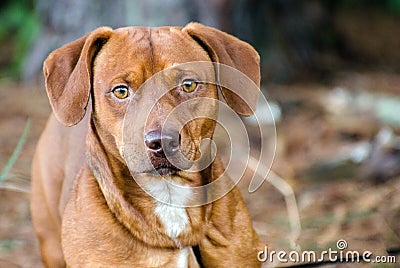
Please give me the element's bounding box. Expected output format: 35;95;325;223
31;22;263;267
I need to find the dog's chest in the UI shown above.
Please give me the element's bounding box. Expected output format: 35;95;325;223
144;180;192;241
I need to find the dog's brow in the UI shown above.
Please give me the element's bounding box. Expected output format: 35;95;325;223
160;68;203;87
110;71;144;87
169;67;200;78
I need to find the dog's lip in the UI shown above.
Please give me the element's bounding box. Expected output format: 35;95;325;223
143;165;180;176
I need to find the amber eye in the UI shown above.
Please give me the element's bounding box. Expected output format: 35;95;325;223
112;85;129;99
181;79;198;93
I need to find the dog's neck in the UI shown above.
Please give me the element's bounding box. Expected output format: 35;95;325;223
86;122;206;248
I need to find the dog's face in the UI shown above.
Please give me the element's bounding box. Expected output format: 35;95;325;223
92;27;218;176
43;23;260;181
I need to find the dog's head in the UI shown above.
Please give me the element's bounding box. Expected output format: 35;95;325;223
43;23;260;179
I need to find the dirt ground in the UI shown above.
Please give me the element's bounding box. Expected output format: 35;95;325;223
0;82;49;267
0;72;399;267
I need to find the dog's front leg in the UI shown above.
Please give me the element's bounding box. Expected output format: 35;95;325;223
199;176;262;267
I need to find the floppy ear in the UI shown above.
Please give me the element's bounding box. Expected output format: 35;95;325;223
43;27;113;126
183;22;260;116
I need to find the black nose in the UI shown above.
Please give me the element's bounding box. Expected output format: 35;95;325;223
144;130;180;157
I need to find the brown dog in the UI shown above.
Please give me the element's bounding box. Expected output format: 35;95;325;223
31;22;263;267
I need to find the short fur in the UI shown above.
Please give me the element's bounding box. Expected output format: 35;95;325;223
31;23;263;267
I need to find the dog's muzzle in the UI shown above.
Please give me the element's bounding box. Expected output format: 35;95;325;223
144;130;181;175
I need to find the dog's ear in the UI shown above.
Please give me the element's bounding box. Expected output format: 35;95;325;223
183;22;260;116
43;27;113;126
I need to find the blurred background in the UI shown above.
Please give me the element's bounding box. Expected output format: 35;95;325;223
1;0;400;266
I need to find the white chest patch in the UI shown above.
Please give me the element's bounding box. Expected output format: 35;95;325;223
144;179;192;239
177;247;190;268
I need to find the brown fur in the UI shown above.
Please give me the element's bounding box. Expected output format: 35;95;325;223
31;22;263;267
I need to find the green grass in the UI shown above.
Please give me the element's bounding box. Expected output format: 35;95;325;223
0;119;31;183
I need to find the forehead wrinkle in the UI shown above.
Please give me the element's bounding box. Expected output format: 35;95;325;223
148;27;155;75
104;28;158;89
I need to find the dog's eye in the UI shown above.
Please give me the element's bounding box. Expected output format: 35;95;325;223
181;79;198;93
112;85;129;99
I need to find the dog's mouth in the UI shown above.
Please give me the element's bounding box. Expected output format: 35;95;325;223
153;165;179;176
145;157;180;176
